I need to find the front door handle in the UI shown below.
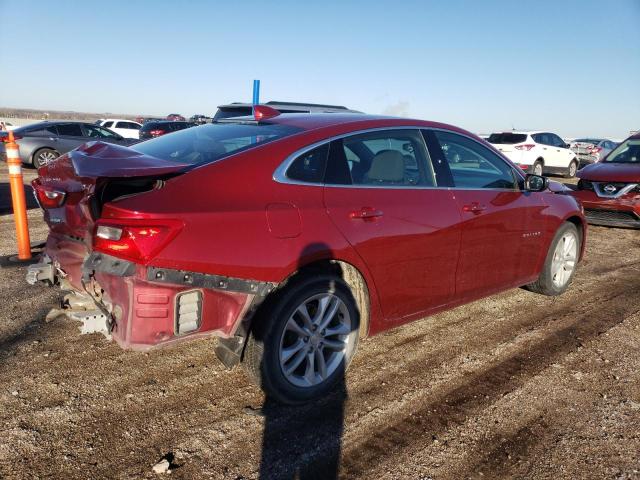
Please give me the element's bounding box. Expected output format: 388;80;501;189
350;207;384;220
462;203;487;215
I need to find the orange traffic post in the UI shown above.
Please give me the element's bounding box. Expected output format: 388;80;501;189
5;130;32;260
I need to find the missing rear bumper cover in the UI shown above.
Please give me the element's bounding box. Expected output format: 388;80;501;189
146;266;276;296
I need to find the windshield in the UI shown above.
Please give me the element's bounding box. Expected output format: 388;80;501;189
603;139;640;163
487;133;528;144
132;122;303;165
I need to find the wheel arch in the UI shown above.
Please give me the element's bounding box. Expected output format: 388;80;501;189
563;214;587;261
277;258;371;339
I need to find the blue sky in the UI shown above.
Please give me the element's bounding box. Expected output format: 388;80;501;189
0;0;638;138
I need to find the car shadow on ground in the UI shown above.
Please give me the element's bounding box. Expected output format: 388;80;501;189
0;182;38;215
255;243;353;479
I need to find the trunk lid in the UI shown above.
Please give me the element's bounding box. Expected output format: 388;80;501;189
36;141;187;241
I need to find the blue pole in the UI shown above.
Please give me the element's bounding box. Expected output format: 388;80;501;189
252;80;260;105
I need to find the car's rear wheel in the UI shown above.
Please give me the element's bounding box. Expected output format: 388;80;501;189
243;274;359;404
532;159;544;176
565;159;578;178
33;148;59;168
526;222;580;296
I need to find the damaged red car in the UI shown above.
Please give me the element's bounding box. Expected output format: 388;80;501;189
28;109;586;403
571;132;640;228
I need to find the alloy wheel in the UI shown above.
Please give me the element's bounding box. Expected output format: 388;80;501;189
551;231;578;288
279;293;352;388
38;151;58;166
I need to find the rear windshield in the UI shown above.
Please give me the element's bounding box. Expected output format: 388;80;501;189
603;139;640;164
132;122;303;165
487;133;528;144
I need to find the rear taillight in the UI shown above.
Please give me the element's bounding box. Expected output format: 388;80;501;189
149;129;165;137
32;179;66;209
514;144;536;151
589;146;603;154
2;134;22;142
94;219;183;264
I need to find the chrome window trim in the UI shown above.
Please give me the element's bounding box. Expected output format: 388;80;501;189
272;125;525;191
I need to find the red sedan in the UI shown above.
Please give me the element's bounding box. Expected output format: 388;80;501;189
572;132;640;228
29;109;586;403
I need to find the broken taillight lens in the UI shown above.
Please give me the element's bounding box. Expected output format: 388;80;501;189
32;178;66;209
94;219;183;264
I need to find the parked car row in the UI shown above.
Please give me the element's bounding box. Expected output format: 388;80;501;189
0;121;138;167
27;107;587;404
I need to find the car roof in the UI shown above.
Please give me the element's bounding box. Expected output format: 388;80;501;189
221;112;479;139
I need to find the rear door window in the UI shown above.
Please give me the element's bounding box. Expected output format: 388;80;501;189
56;123;84;137
431;130;518;190
326;129;435;187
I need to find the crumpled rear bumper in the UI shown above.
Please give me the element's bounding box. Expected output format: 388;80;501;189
30;239;277;352
84;253;276;351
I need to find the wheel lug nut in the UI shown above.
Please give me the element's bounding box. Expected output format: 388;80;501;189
304;337;309;342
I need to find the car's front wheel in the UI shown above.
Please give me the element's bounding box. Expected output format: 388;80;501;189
243;274;360;404
526;222;581;296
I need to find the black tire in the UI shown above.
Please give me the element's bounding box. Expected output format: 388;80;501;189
565;159;578;178
526;222;581;296
243;274;360;405
532;159;544;176
32;148;59;168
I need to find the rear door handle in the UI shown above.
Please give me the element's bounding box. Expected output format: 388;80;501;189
462;203;487;214
350;207;384;220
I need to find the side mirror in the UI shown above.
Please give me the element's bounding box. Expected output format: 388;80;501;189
524;174;548;192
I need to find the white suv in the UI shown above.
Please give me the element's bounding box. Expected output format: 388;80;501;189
487;131;579;178
97;119;142;139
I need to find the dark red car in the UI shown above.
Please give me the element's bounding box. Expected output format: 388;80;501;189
28;110;586;403
572;132;640;228
166;113;186;121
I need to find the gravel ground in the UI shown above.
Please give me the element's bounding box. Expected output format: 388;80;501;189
0;166;639;479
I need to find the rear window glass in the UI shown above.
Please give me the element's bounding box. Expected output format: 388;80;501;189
487;133;528;144
132;123;303;165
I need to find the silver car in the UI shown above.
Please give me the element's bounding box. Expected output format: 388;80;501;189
0;121;138;168
571;138;617;167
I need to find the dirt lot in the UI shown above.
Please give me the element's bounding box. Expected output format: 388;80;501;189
0;167;639;479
